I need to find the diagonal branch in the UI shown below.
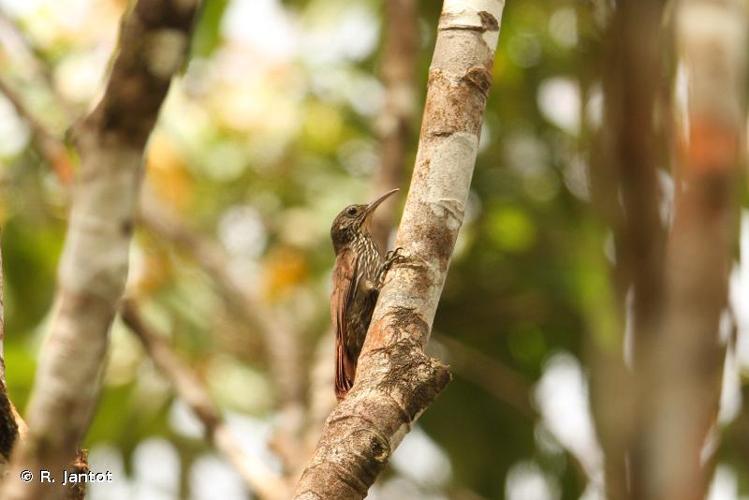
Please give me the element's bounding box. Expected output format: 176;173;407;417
120;301;288;500
137;193;306;477
0;77;74;184
432;334;534;419
293;1;506;498
0;2;201;499
0;8;61;97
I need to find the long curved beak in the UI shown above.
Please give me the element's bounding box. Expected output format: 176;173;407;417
363;188;399;220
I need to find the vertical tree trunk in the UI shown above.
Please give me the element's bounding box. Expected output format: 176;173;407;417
590;1;747;499
648;1;747;498
293;1;506;498
589;2;667;496
0;2;200;499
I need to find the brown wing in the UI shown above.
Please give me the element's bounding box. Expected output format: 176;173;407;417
331;248;360;401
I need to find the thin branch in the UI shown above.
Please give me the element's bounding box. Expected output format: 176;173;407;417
138;193;306;478
142;193;308;484
0;77;74;183
293;2;506;497
432;334;535;419
0;8;61;98
120;300;288;500
0;2;201;499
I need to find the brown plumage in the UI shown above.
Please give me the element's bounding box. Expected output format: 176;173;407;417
330;188;401;401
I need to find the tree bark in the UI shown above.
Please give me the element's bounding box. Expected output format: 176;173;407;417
588;2;667;499
0;2;200;499
0;235;18;467
293;1;506;498
589;1;747;499
647;1;747;498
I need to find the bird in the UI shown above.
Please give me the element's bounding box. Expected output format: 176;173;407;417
330;188;402;401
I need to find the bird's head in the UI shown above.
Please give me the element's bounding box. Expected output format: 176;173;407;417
330;188;399;253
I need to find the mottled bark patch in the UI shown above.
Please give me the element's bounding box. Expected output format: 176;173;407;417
374;338;451;417
441;11;499;34
478;11;499;31
349;428;390;464
463;66;493;98
404;207;457;267
66;449;89;500
367;306;429;347
358;308;450;416
423;69;488;137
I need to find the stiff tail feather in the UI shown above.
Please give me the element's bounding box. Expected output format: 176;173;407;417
334;340;356;401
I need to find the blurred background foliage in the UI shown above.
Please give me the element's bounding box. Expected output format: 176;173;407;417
0;0;747;499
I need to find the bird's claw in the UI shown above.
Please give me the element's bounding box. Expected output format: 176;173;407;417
384;247;406;265
377;247;406;286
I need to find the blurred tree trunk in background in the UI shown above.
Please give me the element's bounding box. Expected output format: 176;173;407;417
590;1;747;499
0;2;200;499
649;0;747;498
589;1;667;499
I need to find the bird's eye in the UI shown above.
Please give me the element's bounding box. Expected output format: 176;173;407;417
346;206;357;216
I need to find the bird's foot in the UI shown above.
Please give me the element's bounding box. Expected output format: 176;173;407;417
378;247;406;285
384;247;405;264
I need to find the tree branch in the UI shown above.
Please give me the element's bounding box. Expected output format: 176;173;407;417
137;193;303;407
0;2;200;499
293;1;506;497
0;8;62;100
0;77;74;184
120;300;288;500
137;193;306;478
432;334;534;419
